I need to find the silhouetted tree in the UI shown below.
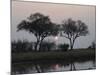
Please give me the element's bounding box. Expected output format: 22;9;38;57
58;43;69;51
17;13;59;51
40;41;56;51
11;40;33;52
88;41;96;49
61;18;89;50
61;18;89;71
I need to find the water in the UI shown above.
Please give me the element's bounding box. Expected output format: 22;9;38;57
12;60;96;74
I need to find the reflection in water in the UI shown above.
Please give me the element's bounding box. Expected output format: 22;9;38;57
12;60;96;74
70;63;76;71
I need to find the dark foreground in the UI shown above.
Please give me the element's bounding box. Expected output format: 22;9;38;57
12;49;96;74
12;49;95;63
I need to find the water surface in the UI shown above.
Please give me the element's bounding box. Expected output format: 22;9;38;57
12;60;96;74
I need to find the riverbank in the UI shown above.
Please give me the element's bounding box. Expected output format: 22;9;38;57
12;49;95;63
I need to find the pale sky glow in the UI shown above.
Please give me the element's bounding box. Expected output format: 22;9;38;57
11;1;96;48
54;36;59;41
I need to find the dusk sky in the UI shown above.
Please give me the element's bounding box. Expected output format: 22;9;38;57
11;1;96;48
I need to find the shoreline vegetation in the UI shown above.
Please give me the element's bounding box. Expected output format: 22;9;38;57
12;49;95;63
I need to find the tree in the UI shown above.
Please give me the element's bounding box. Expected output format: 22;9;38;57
88;41;96;49
61;18;89;50
17;13;59;51
40;41;56;51
11;40;33;52
58;43;69;51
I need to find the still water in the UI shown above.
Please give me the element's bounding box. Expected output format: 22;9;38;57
12;60;96;74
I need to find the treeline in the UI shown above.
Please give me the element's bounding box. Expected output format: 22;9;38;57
11;40;95;53
11;40;70;53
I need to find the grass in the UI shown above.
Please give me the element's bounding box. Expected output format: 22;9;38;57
12;49;95;63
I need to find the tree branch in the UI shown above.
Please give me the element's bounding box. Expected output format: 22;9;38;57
61;35;70;39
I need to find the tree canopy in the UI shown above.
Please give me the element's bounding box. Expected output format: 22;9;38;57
17;13;59;50
61;18;89;49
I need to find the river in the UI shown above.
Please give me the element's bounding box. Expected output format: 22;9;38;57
12;60;96;74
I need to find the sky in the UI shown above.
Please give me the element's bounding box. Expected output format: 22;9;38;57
11;1;96;48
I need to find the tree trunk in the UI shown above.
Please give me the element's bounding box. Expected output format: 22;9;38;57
69;39;75;50
70;44;73;50
39;38;44;51
34;39;39;51
69;39;74;50
39;41;42;51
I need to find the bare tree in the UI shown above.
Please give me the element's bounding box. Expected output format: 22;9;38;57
17;13;59;51
61;18;89;50
61;18;89;71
